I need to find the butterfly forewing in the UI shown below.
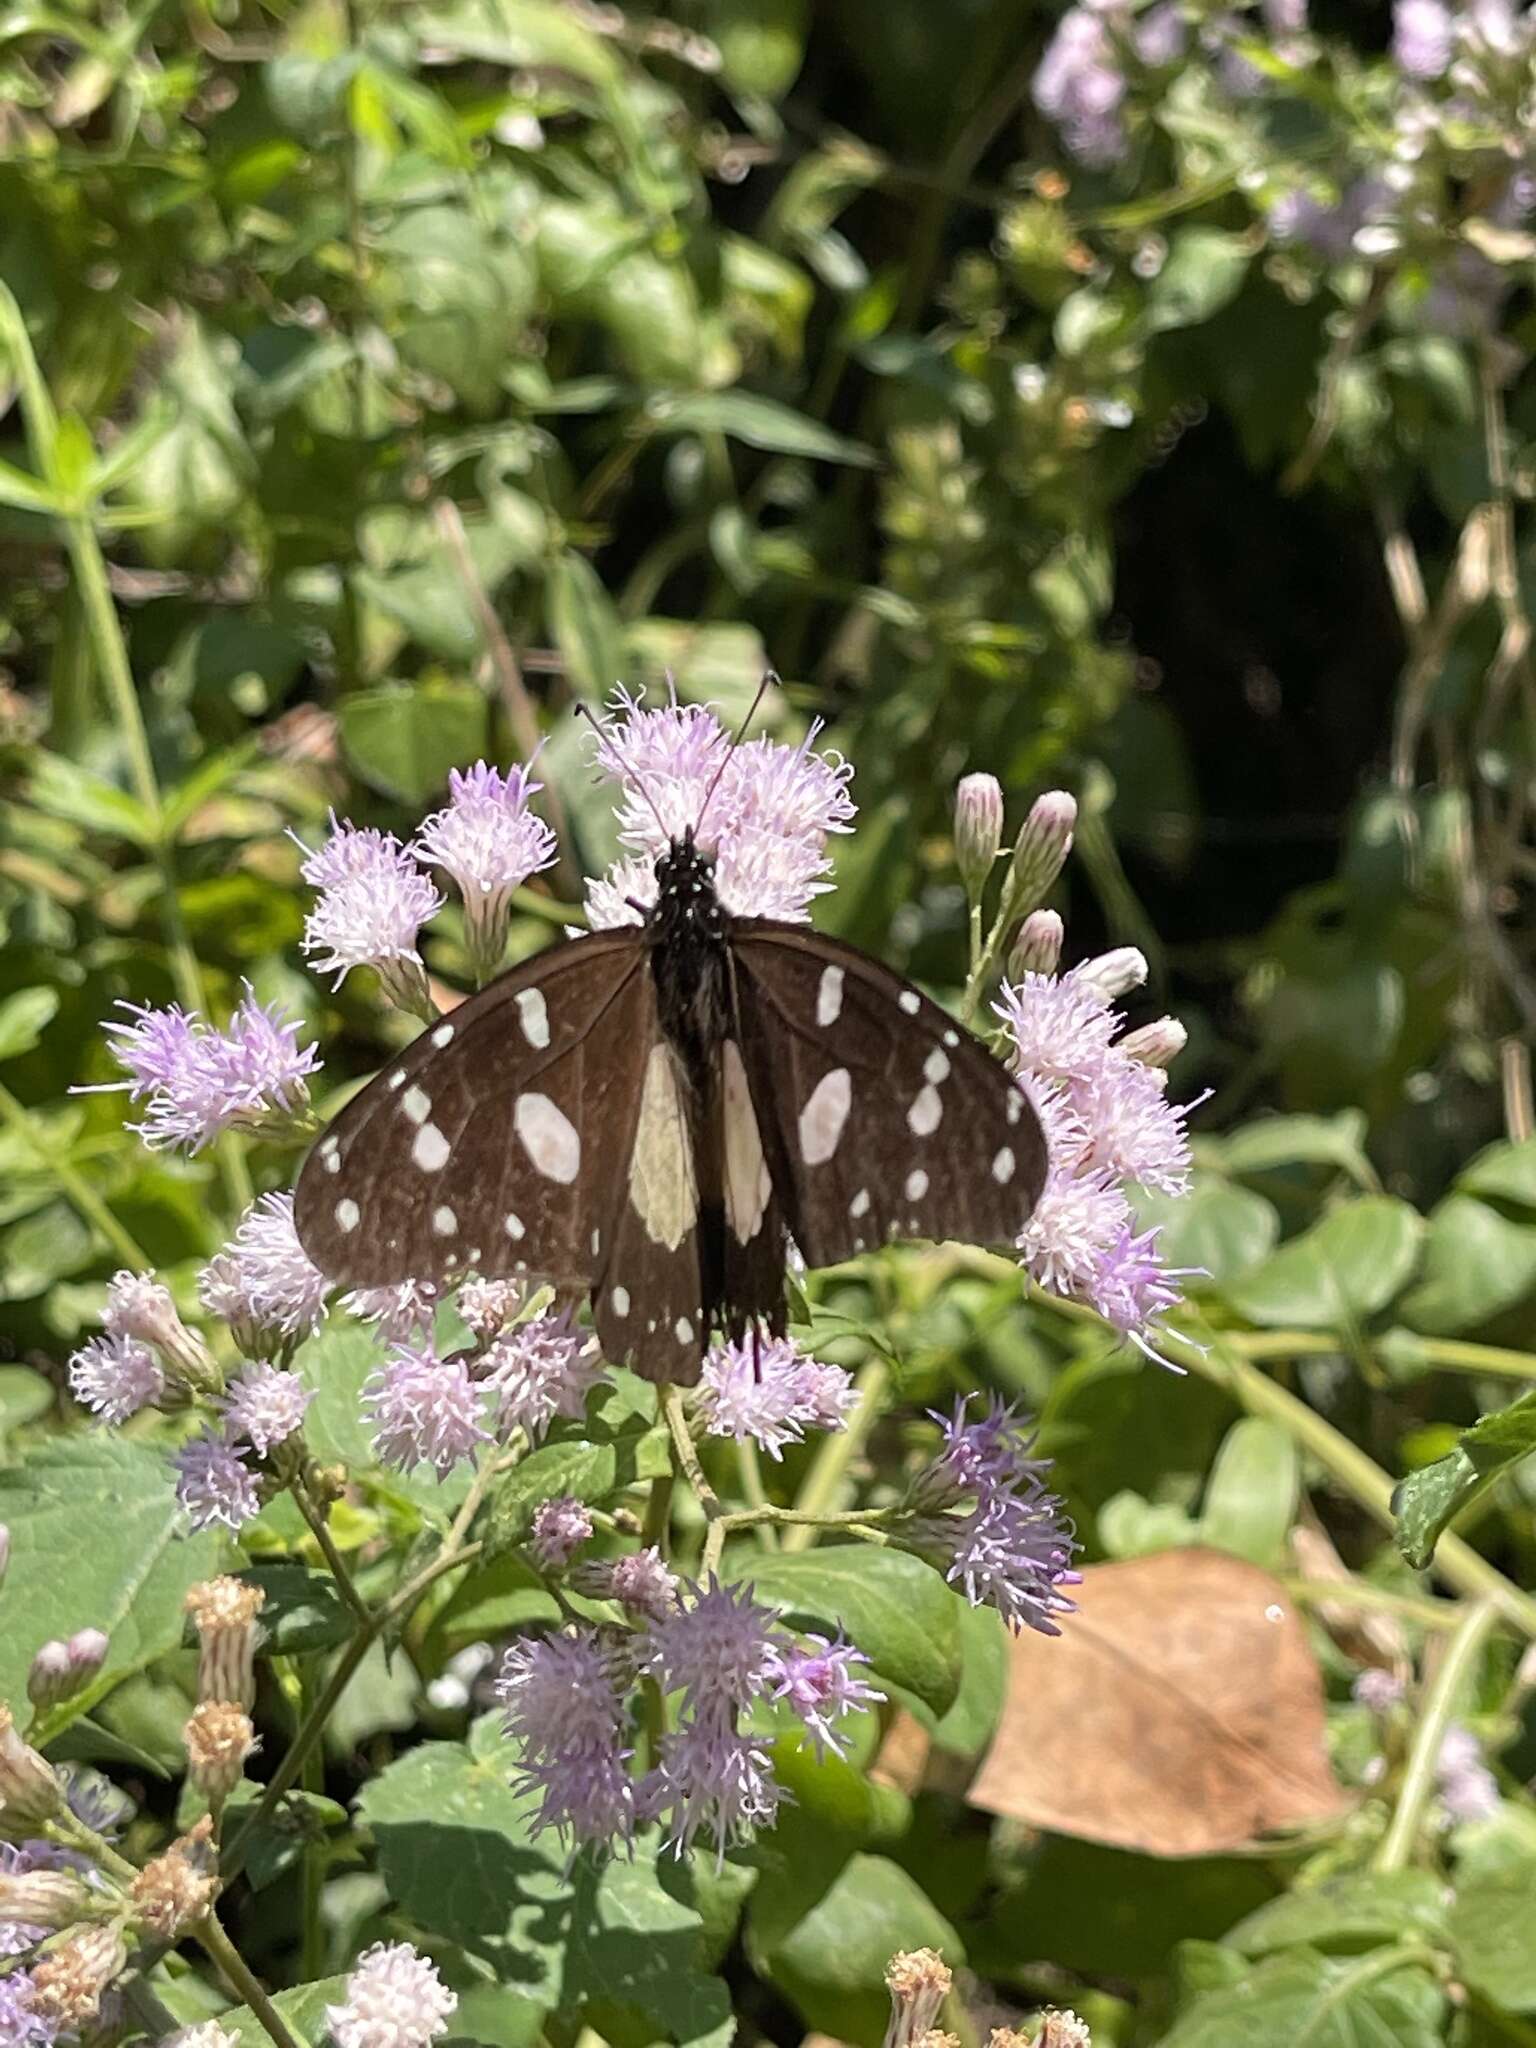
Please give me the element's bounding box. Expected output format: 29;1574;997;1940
729;924;1047;1268
294;934;651;1292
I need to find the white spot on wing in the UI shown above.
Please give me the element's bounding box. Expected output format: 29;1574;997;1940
898;990;921;1015
514;1092;581;1183
992;1146;1016;1183
907;1085;943;1136
504;1212;525;1240
1007;1091;1023;1125
321;1137;342;1175
591;1228;601;1257
816;965;845;1027
924;1049;951;1085
798;1067;852;1166
413;1123;450;1172
516;988;550;1050
335;1198;360;1233
722;1040;772;1243
943;1029;959;1048
432;1205;458;1237
905;1168;928;1202
431;1022;455;1047
629;1045;698;1249
675;1316;694;1343
612;1286;630;1318
402;1085;432;1126
849;1188;870;1219
388;1069;407;1090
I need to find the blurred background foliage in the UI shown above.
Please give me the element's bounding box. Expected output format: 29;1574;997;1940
5;0;1536;2043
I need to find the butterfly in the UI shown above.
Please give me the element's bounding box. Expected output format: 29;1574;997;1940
294;822;1048;1386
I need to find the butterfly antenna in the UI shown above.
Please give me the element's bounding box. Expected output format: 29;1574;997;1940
572;697;674;843
693;668;778;845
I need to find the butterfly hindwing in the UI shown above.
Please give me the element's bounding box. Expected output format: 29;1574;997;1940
728;924;1047;1269
294;934;652;1292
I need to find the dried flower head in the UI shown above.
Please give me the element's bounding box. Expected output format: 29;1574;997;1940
185;1577;267;1709
184;1702;257;1806
27;1924;128;2032
884;1946;953;2048
129;1818;219;1940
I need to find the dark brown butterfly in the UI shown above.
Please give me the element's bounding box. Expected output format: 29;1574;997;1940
293;827;1047;1384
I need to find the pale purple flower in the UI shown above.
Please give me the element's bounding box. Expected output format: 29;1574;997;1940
578;1546;681;1621
344;1278;441;1344
1134;2;1186;62
174;1433;262;1533
1081;1055;1192;1193
641;1579;778;1717
414;761;558;978
220;1361;312;1455
765;1635;883;1760
1352;1668;1406;1714
697;1334;854;1460
102;1269;207;1380
82;986;319;1153
299;815;443;1015
68;1333;165;1425
1395;0;1453;73
641;1715;783;1859
364;1341;489;1478
477;1310;605;1442
325;1941;457;2048
497;1628;637;1849
457;1275;523;1342
0;1971;52;2046
1438;1723;1502;1823
1032;7;1127;165
58;1764;130;1841
997;970;1121;1090
1;1842;52;1959
1088;1221;1191;1342
531;1496;593;1571
198;1192;329;1356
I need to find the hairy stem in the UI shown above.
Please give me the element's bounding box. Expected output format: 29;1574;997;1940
290;1476;370;1625
195;1911;303;2048
1375;1597;1500;1873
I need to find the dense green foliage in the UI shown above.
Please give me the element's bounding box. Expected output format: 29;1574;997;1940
5;2;1536;2046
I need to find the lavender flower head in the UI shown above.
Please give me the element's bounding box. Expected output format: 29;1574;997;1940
584;688;855;926
344;1277;442;1345
414;760;558;979
697;1333;855;1460
765;1634;884;1760
220;1361;312;1456
81;986;319;1154
478;1310;606;1442
531;1495;593;1571
199;1192;329;1358
174;1432;262;1534
364;1340;489;1478
67;1333;165;1426
326;1941;457;2048
299;815;444;1017
498;1627;638;1849
1437;1722;1501;1824
1394;0;1455;76
1031;6;1128;166
641;1577;779;1717
0;1972;52;2047
575;1545;681;1621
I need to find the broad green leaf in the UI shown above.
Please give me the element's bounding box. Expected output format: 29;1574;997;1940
1135;1177;1278;1286
239;1562;356;1655
0;1436;221;1740
1448;1863;1536;2010
480;1410;669;1555
548;551;626;703
1198;1418;1297;1567
371;206;535;412
1223;1197;1423;1330
1460;1138;1536;1210
930;1600;1008;1756
0;1365;54;1432
0;987;59;1061
649;392;876;468
1395;1390;1536;1566
1399;1194;1536;1334
1229;1871;1450;1956
1157;1945;1445;2048
1146;228;1252;333
738;1548;964;1718
337;681;489;806
1211;1112;1376;1187
27;752;155;847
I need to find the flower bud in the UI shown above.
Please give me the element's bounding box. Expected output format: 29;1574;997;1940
953;775;1005;897
28;1924;129;2032
530;1496;593;1572
1077;946;1148;1000
1001;791;1076;919
0;1864;95;1930
1008;909;1064;980
184;1702;257;1807
104;1270;217;1392
129;1816;219;1940
28;1629;108;1714
883;1949;952;2048
1117;1015;1187;1068
0;1704;66;1834
185;1577;266;1709
571;1546;679;1622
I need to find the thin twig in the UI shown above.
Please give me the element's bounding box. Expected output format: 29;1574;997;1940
195;1911;303;2048
1374;1597;1500;1872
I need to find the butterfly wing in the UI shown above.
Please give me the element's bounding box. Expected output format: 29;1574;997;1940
294;932;653;1293
728;924;1046;1268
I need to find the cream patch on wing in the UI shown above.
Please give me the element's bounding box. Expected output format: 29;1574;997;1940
628;1043;698;1251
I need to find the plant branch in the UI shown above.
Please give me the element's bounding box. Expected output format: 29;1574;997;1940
289;1475;370;1625
195;1910;303;2048
1375;1596;1500;1872
783;1360;888;1551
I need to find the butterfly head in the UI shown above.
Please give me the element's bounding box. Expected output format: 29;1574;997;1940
650;831;726;945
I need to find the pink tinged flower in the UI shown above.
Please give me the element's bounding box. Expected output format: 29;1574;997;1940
996;969;1121;1091
83;987;320;1154
102;1270;209;1383
640;1715;783;1860
1134;2;1186;62
477;1310;605;1443
457;1275;523;1342
531;1496;593;1571
1352;1668;1405;1714
1009;908;1064;979
200;1193;328;1359
68;1333;165;1425
344;1278;442;1344
953;773;1004;896
325;1941;457;2048
220;1361;312;1456
585;1546;681;1621
174;1434;262;1534
364;1342;489;1479
1031;8;1127;164
697;1334;855;1460
0;1972;53;2046
766;1634;884;1761
299;815;443;1016
1074;1055;1192;1193
414;760;558;979
1437;1723;1501;1823
641;1579;778;1717
497;1629;637;1850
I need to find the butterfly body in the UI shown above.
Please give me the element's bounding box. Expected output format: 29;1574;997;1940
295;832;1047;1385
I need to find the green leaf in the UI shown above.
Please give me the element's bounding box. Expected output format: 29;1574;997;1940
930;1601;1008;1756
1146;228;1252;333
0;1436;221;1741
0;987;60;1062
1395;1389;1536;1566
548;552;626;701
1399;1195;1536;1334
1198;1418;1297;1567
1448;1862;1536;2011
651;392;877;468
337;681;490;806
1157;1945;1446;2048
214;1976;344;2048
1135;1177;1278;1286
1460;1138;1536;1210
1223;1197;1424;1330
239;1562;356;1655
27;752;156;847
1228;1872;1451;1957
1211;1111;1376;1187
737;1549;962;1719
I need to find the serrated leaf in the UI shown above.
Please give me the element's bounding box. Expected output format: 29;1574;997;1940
1223;1197;1423;1330
1394;1390;1536;1566
737;1548;963;1719
215;1976;344;2048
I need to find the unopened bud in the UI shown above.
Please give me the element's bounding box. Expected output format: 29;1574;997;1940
530;1496;593;1572
129;1816;218;1940
184;1702;257;1807
104;1270;216;1392
1117;1015;1187;1068
0;1704;66;1833
185;1577;266;1709
572;1546;679;1621
1009;909;1064;980
1002;791;1076;919
954;774;1005;897
1077;946;1147;1000
883;1948;952;2048
27;1630;107;1713
28;1924;129;2032
0;1865;94;1930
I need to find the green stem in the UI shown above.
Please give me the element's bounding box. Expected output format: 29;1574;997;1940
1279;1576;1465;1630
290;1476;370;1626
195;1911;302;2048
734;1438;777;1549
0;1079;151;1267
299;1663;326;1982
1465;1987;1536;2047
641;1471;674;1555
660;1384;719;1513
1232;1328;1536;1381
1375;1597;1500;1873
783;1361;888;1552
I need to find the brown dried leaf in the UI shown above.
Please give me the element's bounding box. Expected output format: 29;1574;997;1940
967;1548;1351;1856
